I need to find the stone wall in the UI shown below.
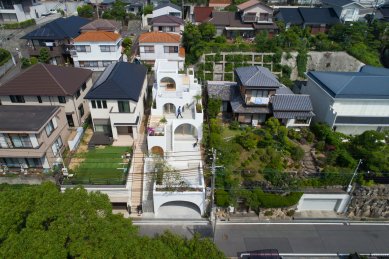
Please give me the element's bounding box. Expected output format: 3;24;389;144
281;51;365;80
347;185;389;218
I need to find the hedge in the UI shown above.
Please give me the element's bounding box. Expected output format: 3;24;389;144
1;19;36;29
0;48;11;66
256;191;303;208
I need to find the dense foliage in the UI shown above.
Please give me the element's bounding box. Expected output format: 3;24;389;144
184;20;389;66
77;5;94;18
102;0;126;22
0;48;11;66
0;19;35;29
38;48;50;64
0;183;226;259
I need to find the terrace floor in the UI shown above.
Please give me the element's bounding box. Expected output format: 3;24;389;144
113;135;134;147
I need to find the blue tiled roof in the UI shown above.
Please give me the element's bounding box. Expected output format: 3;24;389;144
275;7;339;25
85;62;147;101
307;66;389;99
21;16;90;40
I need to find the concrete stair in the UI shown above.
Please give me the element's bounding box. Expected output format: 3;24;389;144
129;127;147;214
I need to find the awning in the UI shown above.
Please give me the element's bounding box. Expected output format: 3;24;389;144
225;27;254;31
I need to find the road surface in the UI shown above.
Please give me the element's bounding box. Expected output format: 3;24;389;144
136;221;389;257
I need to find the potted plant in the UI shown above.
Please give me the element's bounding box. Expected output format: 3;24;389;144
159;116;167;125
194;94;202;113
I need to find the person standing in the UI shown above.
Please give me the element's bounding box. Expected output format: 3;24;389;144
177;106;183;118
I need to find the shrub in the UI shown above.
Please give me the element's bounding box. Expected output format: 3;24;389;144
225;63;233;72
290;145;305;162
215;189;229;207
0;48;12;66
235;131;258;150
1;19;35;29
296;48;308;78
208;98;221;119
229;121;240;130
316;141;325;151
256;191;303;208
224;73;233;81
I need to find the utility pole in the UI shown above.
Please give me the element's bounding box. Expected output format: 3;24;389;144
210;148;223;242
347;159;362;193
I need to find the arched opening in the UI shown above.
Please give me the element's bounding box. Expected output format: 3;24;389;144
163;103;176;114
151;146;164;157
157;201;201;218
174;123;198;140
160;77;176;90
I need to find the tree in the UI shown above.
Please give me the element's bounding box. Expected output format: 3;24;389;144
0;183;226;258
38;48;50;63
207;98;222;119
182;23;202;64
77;5;94;18
122;37;132;57
199;23;216;42
103;0;126;22
143;4;153;15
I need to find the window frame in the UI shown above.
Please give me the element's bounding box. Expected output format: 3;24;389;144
10;95;25;103
58;96;66;103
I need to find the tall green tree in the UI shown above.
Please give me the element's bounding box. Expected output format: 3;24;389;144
77;5;94;18
0;183;226;259
38;48;50;64
198;22;216;42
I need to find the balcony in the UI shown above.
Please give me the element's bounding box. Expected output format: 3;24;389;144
29;46;63;57
0;142;46;158
109;107;138;126
246;96;270;106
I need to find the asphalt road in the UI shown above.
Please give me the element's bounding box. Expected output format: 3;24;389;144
137;222;389;257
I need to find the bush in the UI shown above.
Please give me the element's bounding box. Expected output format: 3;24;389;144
316;141;325;151
208;98;221;119
290;145;305;162
0;48;11;66
264;210;273;216
229;121;240;130
1;19;35;29
77;5;94;18
256;191;303;208
215;189;229;207
224;73;233;81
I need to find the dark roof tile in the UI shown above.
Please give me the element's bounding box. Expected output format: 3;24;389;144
235;66;281;88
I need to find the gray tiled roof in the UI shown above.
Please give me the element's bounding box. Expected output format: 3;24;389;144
85;62;147;101
307;67;389;99
276;86;294;95
235;66;281;88
273;111;314;119
271;94;313;111
150;15;184;25
0;106;59;132
207;81;237;101
154;2;181;11
321;0;362;7
230;96;271;114
335;116;389;125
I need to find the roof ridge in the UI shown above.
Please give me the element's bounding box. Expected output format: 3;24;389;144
42;64;69;95
335;75;356;95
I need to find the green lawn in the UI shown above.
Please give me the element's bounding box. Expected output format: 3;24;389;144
66;146;132;185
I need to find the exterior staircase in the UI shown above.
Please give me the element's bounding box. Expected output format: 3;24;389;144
129;124;147;214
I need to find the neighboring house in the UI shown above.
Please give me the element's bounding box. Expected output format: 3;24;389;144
124;0;143;14
152;2;182;18
0;0;46;22
71;31;122;71
274;7;340;33
146;59;205;217
21;16;90;65
0;63;93;128
207;66;314;127
80;19;122;33
302;65;389;135
84;62;148;144
138;31;185;68
267;0;321;4
321;0;364;22
207;0;277;38
150;14;184;33
375;4;389;21
209;0;231;10
193;6;214;24
84;0;115;11
0;106;70;170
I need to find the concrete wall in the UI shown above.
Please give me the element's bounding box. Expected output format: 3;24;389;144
297;193;350;213
153;190;206;216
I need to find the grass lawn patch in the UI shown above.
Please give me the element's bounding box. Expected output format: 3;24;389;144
67;146;132;185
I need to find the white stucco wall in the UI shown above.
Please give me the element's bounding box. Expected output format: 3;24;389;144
153;190;206;215
139;42;184;65
152;6;182;18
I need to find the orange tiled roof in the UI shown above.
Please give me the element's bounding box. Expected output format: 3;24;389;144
179;47;185;57
74;31;121;42
139;32;181;43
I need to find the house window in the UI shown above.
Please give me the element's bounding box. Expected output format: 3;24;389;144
164;46;178;53
75;45;91;52
58;96;66;103
295;117;310;124
259;13;269;21
7;134;32;148
158;26;163;31
78;104;84;117
45;120;55;137
251;90;269;98
81;82;87;91
75;90;81;99
52;136;63;156
244;12;257;22
169;26;174;32
100;45;116;52
118;101;130;113
37;96;42;103
141;46;154;53
91;100;107;109
103;61;113;67
10;95;25;103
79;61;98;67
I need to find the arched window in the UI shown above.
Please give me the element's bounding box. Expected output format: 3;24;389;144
160;77;176;90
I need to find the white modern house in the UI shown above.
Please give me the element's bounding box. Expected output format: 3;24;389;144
138;31;185;68
71;31;122;71
144;59;205;218
321;0;364;22
303;65;389;135
85;62;148;144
